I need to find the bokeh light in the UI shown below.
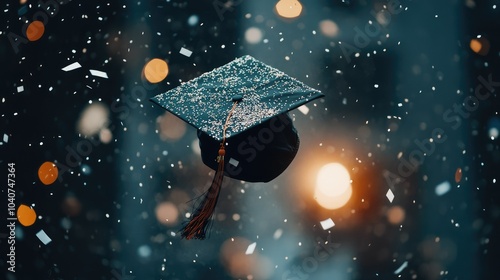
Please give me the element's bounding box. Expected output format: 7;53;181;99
314;163;352;209
316;163;351;197
143;58;169;83
387;205;406;224
99;127;113;143
319;19;339;38
220;237;272;279
157;112;187;141
275;0;303;19
455;167;462;183
26;21;44;41
38;161;58;185
77;102;110;137
155;202;179;225
245;27;263;44
17;204;37;226
469;37;490;55
315;184;353;210
61;195;82;217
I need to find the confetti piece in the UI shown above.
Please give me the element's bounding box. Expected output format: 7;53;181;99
298;105;309;115
435;181;451;196
38;161;58;185
36;230;52;245
394;261;408;274
89;69;109;79
245;242;257;255
386;189;395;203
229;158;239;167
62;62;82;72
17;204;37;227
273;228;283;240
18;5;28;16
180;47;193;57
320;218;335;230
17;85;24;93
3;134;8;143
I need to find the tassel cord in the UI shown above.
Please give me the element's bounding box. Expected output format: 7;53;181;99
181;101;239;239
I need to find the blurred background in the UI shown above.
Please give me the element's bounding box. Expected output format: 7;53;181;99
1;0;499;279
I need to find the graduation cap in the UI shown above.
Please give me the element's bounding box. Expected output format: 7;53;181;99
151;55;323;239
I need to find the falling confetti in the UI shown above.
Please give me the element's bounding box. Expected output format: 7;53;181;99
394;261;408;274
89;69;109;79
320;218;335;230
386;189;395;203
36;229;52;245
435;181;451;196
273;228;283;240
38;161;58;185
62;62;82;72
3;134;8;143
298;104;309;115
179;47;193;57
245;242;257;255
17;204;37;226
16;85;24;93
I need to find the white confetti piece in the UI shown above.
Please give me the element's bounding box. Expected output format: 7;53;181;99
273;229;283;240
320;218;335;230
229;158;239;167
245;242;257;255
62;62;82;72
435;181;451;196
298;105;309;115
180;47;193;57
36;230;52;245
89;69;108;79
386;189;395;203
393;261;408;274
3;134;8;143
17;86;24;93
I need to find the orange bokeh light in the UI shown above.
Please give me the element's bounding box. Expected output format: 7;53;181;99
26;21;45;41
38;161;58;185
275;0;303;19
314;163;352;210
469;38;490;55
143;58;169;83
315;184;353;210
455;167;462;183
157;112;187;141
387;205;406;224
17;204;37;226
155;202;179;225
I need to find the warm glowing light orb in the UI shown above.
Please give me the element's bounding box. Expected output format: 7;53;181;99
26;21;44;41
157;112;187;141
143;58;169;83
315;184;352;210
469;38;490;55
155;202;179;225
17;204;37;226
275;0;303;19
38;161;58;185
314;163;352;210
316;163;351;197
387;205;406;224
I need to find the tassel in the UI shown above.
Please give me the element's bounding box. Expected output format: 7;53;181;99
181;145;226;239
